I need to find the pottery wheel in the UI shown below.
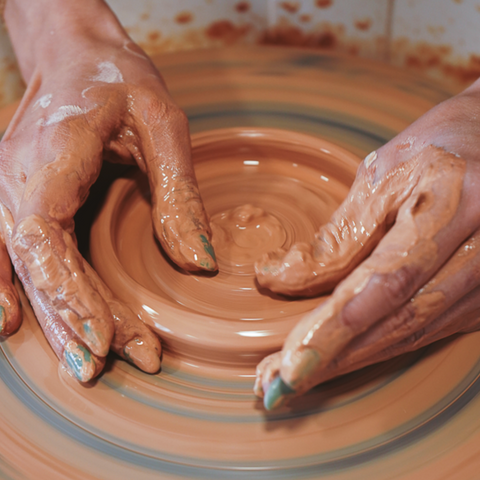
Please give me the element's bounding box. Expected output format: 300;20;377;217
90;127;358;365
2;47;480;480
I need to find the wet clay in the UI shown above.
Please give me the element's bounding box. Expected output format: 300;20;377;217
3;47;479;480
259;146;467;394
255;225;480;400
90;127;360;365
210;204;286;275
255;146;465;296
12;214;114;357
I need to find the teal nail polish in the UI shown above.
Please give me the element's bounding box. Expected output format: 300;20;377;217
291;348;321;387
77;344;92;363
0;306;6;334
264;376;295;411
83;322;105;350
200;259;215;271
200;234;216;262
64;349;84;381
64;344;95;382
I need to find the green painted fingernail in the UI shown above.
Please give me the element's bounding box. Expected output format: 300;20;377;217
264;376;295;410
83;322;105;348
64;350;84;381
123;338;142;362
0;306;6;334
199;259;215;271
200;234;216;262
64;343;96;382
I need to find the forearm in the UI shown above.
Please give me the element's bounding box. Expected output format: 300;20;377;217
4;0;129;83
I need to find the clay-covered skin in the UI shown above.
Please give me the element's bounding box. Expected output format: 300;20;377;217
0;0;215;380
255;84;480;409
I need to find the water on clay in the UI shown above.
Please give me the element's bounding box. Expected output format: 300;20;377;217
91;128;358;365
4;48;480;480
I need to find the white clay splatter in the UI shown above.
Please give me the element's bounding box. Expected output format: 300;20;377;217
364;150;377;168
33;94;52;110
123;41;147;60
38;105;90;126
81;86;93;99
91;61;124;84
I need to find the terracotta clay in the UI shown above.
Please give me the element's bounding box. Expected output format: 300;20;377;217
2;45;480;480
90;127;360;364
255;146;470;398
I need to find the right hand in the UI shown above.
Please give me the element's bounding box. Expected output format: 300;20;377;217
254;80;480;409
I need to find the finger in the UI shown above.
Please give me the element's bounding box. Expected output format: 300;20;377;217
0;221;21;335
260;225;480;409
11;214;114;356
254;352;298;411
261;285;479;410
128;96;217;272
254;351;281;398
255;147;421;296
277;146;467;394
322;284;480;384
9;122;114;356
333;227;480;368
82;260;162;373
0;203;104;381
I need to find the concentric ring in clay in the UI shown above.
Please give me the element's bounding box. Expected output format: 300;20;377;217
90;127;359;365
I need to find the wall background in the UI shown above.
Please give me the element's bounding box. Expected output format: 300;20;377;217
0;0;479;107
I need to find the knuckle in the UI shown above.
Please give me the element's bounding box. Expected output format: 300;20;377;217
381;266;420;310
339;303;362;331
136;87;188;126
163;103;188;128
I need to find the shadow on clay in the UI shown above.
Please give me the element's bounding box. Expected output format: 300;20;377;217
254;278;321;302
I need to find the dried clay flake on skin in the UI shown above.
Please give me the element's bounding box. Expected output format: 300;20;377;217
91;61;124;84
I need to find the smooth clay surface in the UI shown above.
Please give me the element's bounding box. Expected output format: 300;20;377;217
90;127;358;365
1;47;480;480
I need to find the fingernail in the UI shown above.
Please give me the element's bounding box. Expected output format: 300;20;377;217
123;337;161;373
83;322;108;356
364;150;377;168
64;341;97;382
0;306;6;334
286;348;321;388
264;376;296;410
199;259;216;270
199;234;217;263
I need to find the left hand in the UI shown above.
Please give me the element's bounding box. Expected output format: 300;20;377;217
254;81;480;409
0;0;217;381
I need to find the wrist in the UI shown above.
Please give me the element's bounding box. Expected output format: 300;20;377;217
4;0;129;83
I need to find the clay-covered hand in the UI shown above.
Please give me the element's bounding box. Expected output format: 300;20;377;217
0;0;216;381
254;80;480;409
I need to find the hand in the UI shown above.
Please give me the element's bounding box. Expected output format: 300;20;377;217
0;0;216;381
254;81;480;409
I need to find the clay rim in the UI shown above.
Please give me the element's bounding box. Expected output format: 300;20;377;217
90;127;360;364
